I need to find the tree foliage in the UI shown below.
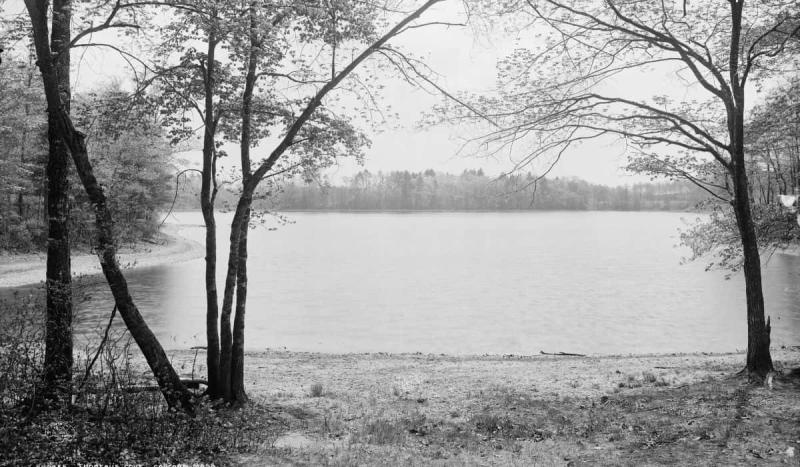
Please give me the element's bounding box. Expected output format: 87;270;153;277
0;52;174;251
680;78;800;270
0;52;47;250
72;87;174;244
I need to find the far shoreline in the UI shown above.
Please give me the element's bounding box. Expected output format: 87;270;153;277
191;207;707;214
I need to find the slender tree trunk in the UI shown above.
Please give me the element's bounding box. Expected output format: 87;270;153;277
201;30;221;399
218;236;234;401
202;195;220;397
24;0;193;412
228;2;257;404
231;213;249;404
18;71;32;219
42;0;72;407
217;196;237;402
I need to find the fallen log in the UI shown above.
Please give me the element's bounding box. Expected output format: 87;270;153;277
540;351;587;357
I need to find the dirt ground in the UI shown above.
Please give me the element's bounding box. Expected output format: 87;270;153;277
164;347;800;466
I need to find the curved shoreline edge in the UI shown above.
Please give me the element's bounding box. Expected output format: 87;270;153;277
0;224;204;289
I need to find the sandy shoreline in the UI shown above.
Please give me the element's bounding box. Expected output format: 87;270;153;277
0;224;204;288
166;347;800;401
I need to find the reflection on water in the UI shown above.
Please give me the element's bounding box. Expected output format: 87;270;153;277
9;211;800;355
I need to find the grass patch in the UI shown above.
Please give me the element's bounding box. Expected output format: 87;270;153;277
254;368;800;465
309;383;324;398
360;418;407;445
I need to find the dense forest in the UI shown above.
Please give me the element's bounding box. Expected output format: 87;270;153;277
173;169;709;212
0;54;175;251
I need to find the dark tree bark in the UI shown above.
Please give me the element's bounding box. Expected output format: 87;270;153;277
231;212;249;403
727;0;773;378
731;161;773;375
24;0;193;412
218;221;233;400
227;1;258;406
41;0;72;406
201;28;222;400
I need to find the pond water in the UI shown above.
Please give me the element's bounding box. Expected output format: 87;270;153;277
33;211;800;355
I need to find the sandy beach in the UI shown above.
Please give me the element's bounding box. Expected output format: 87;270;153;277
168;347;800;404
0;224;204;288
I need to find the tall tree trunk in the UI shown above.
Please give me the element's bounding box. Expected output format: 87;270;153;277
727;1;773;378
228;2;258;404
201;30;222;399
42;0;72;407
24;0;193;412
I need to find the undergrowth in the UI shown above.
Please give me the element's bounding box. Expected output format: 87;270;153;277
0;290;280;465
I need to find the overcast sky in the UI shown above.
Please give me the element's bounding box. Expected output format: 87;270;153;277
1;0;662;186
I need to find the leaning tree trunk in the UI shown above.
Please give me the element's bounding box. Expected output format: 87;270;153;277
64;115;193;411
24;0;193;411
69;140;195;411
41;0;72;407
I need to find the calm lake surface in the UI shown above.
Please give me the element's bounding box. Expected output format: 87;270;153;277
70;211;800;355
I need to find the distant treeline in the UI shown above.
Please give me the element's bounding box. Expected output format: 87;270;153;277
175;169;708;211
